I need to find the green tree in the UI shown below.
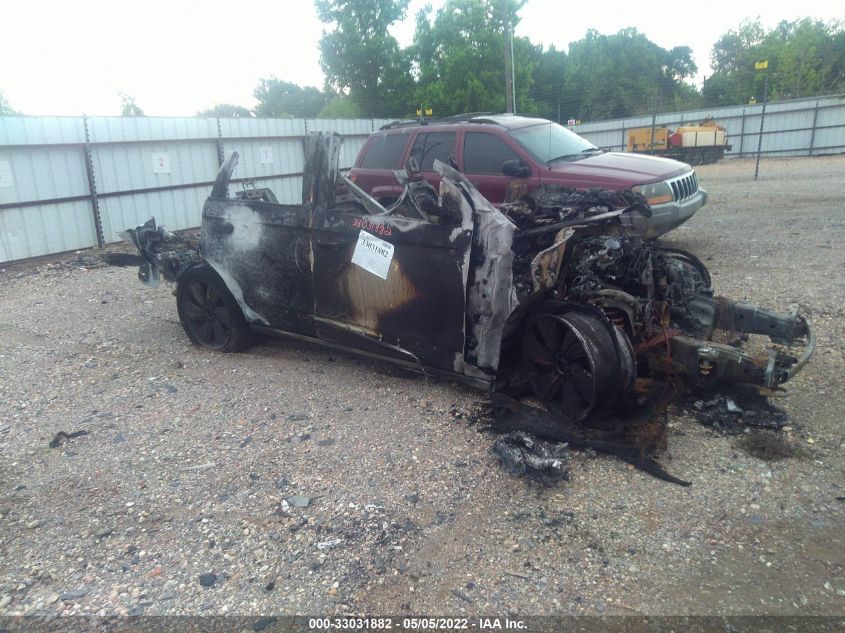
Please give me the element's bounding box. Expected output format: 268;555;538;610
409;0;533;117
0;92;18;115
774;19;845;98
316;0;413;117
317;95;362;118
705;19;769;105
525;44;566;121
119;92;144;117
563;28;696;120
253;78;328;118
197;104;252;118
704;18;844;106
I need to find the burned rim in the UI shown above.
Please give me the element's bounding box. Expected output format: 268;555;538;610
522;311;621;422
180;278;234;349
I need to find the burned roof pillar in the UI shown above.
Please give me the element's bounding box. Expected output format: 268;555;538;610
302;132;343;208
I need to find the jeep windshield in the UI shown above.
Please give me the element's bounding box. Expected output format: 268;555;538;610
509;121;602;164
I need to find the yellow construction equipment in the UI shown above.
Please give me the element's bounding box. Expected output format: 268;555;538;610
627;118;731;165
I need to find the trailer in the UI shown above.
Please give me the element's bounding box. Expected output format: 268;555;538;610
627;118;732;165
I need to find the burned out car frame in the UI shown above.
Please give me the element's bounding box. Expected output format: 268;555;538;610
126;132;814;442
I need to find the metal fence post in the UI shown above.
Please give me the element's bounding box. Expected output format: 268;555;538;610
808;99;819;156
215;118;224;167
82;114;104;248
650;111;657;153
738;108;746;156
754;71;769;181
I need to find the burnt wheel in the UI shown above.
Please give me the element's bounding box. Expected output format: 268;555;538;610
176;265;255;352
522;311;623;423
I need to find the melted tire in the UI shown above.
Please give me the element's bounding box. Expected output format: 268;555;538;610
523;310;623;423
176;265;255;353
612;324;637;400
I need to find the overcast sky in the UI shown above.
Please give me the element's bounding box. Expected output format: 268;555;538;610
1;0;842;117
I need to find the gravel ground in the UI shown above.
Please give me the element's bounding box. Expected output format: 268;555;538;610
0;156;843;619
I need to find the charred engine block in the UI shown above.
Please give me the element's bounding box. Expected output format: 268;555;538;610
563;235;714;341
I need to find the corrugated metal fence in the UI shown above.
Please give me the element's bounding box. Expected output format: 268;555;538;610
0;116;390;263
573;93;845;157
3;99;843;263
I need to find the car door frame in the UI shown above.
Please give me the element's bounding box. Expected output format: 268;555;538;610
201;197;317;336
456;128;539;205
309;190;474;374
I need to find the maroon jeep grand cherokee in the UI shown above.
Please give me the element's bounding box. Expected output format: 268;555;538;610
349;113;706;238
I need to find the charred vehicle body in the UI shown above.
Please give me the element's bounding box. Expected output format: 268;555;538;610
125;133;814;478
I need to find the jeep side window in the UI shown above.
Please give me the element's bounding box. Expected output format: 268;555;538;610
359;134;408;169
409;132;457;171
463;132;521;174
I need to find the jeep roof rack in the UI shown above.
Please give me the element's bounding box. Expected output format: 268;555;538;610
379;119;426;130
379;112;514;130
438;112;497;122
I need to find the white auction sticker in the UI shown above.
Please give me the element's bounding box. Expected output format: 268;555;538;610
351;230;394;280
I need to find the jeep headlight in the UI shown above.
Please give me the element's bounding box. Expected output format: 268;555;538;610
633;181;673;206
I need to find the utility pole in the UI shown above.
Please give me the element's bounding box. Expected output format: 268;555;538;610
754;60;769;181
504;16;514;113
510;29;516;114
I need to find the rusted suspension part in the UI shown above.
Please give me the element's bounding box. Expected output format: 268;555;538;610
522;311;633;423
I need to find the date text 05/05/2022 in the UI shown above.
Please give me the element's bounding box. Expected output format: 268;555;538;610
307;616;527;630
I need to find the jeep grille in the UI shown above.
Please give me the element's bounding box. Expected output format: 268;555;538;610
668;172;699;202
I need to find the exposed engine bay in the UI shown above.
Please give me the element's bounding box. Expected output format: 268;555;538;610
502;225;812;419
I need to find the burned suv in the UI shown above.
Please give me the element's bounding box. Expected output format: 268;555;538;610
349;114;707;239
124;133;812;480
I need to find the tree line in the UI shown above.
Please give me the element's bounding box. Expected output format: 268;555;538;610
248;2;844;121
2;2;842;122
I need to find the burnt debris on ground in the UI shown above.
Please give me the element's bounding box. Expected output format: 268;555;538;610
491;431;570;486
98;252;144;267
684;383;791;434
480;374;803;485
490;394;690;486
0;254;107;277
48;429;90;448
449;402;494;428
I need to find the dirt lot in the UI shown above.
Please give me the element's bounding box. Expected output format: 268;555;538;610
1;156;844;621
